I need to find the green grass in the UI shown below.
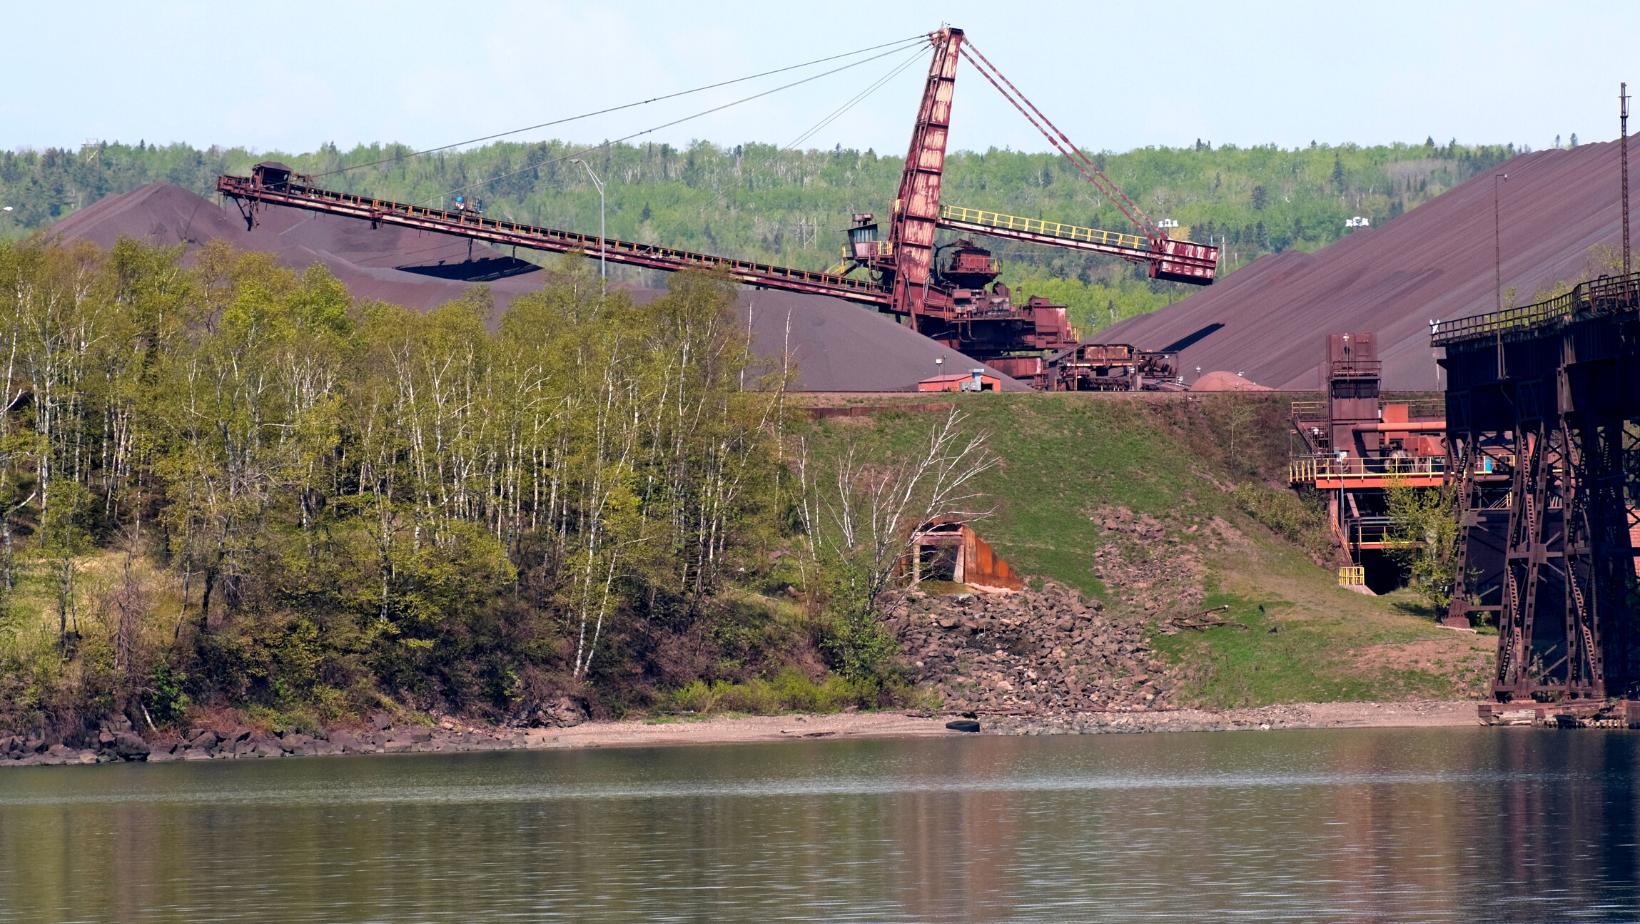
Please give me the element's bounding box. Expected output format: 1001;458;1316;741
1149;592;1480;708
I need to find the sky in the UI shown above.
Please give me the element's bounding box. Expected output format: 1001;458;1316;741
7;1;1639;158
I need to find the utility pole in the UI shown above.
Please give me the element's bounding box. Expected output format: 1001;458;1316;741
1495;173;1509;313
570;158;606;296
1623;82;1631;276
1495;172;1508;379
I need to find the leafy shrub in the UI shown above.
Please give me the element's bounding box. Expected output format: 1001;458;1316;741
1232;482;1333;559
670;667;898;715
145;663;190;726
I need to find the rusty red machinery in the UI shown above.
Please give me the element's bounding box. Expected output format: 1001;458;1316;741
215;27;1217;386
1289;332;1448;589
1042;342;1180;391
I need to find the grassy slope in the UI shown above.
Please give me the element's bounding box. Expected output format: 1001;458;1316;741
798;393;1492;708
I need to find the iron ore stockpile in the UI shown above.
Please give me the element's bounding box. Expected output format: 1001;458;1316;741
49;183;1017;392
1107;141;1640;390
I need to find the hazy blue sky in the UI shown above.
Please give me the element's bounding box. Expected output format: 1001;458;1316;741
7;1;1637;156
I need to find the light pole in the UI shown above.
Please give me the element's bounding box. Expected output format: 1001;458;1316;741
569;158;605;295
1494;172;1509;378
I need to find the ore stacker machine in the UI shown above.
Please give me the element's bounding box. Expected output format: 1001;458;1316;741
217;28;1218;387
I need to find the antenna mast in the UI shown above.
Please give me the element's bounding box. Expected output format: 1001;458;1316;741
1623;82;1631;276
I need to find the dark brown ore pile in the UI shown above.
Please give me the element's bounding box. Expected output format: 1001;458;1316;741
1107;141;1640;390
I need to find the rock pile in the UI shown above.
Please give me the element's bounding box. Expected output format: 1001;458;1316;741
890;582;1182;713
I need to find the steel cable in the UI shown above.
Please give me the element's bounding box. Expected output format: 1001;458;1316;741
425;37;934;204
312;33;930;180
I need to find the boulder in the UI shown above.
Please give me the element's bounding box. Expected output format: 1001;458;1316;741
113;732;151;761
42;744;77;765
147;746;181;763
534;696;588;728
188;730;220;751
328;730;362;753
279;733;313;754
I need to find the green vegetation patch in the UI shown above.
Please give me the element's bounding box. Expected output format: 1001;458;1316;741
1150;593;1472;708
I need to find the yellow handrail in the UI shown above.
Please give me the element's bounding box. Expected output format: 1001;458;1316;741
1339;566;1365;586
939;205;1148;251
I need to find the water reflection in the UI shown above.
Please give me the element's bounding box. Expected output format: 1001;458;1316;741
1;728;1638;922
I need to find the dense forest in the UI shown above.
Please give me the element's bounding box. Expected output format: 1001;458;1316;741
2;235;975;735
0;135;1521;333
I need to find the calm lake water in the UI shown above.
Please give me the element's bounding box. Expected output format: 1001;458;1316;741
2;727;1638;923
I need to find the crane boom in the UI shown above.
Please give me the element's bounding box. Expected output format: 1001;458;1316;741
215;166;893;307
935;205;1218;283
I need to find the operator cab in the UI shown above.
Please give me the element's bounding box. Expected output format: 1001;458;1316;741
846;214;878;261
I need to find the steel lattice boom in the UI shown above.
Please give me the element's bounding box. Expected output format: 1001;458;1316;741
215;169;893;307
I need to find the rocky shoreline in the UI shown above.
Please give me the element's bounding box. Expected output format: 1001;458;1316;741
0;710;599;768
0;701;1483;768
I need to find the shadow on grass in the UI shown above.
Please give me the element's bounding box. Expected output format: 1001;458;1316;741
1390;599;1438;620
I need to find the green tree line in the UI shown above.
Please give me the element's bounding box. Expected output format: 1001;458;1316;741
0;235;876;732
2;135;1521;334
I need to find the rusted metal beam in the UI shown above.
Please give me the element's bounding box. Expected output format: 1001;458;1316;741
215;174;895;309
935;214;1217;278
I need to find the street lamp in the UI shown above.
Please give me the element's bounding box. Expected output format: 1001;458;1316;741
569;158;606;295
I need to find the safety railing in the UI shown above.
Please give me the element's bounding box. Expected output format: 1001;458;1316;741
1291;400;1327;420
1339;566;1365;586
1290;455;1447;483
1431;270;1640;346
1330;359;1382;379
938;205;1149;251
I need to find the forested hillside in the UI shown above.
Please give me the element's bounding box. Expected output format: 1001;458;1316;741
0;235;1485;739
2;135;1520;333
0;239;806;733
